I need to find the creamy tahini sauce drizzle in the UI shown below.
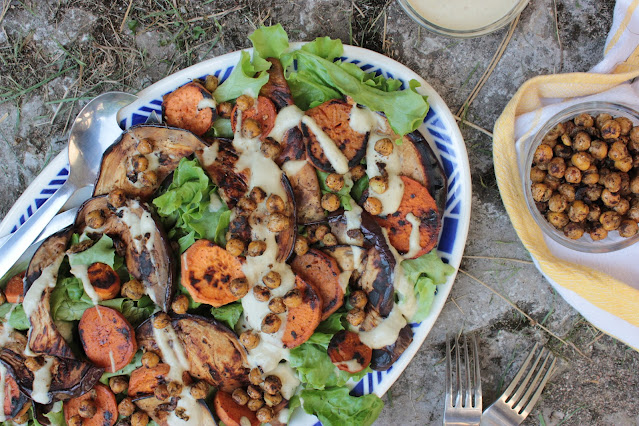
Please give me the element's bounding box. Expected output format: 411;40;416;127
268;105;304;143
31;357;54;404
200;140;219;167
117;201;157;254
152;323;190;383
301;115;350;174
269;362;300;400
404;213;422;259
197;97;217;111
167;388;206;425
68;263;100;305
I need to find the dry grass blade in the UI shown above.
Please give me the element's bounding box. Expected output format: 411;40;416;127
453;115;493;138
463;255;533;265
119;0;135;33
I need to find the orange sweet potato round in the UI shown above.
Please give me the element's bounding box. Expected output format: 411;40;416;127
230;95;277;140
163;82;215;136
282;276;322;349
291;249;343;320
214;390;259;426
327;330;372;373
64;383;118;426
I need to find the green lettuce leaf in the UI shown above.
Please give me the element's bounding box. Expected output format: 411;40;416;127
99;296;155;327
286;70;342;110
316;170;354;210
153;158;231;247
402;251;455;322
210;302;243;330
213;50;270;103
0;303;29;330
42;401;65;426
50;276;94;321
299;36;343;61
99;351;143;384
210;118;233;138
300;387;384;426
249;23;289;60
351;175;369;202
306;312;345;346
67;234;116;268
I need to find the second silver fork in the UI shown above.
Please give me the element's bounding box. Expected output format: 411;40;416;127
444;334;483;426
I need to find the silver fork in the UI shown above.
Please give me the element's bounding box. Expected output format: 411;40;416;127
444;334;482;425
481;343;557;426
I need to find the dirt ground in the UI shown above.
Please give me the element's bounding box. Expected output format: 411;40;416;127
1;0;638;425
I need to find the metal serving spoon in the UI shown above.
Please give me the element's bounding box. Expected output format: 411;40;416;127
0;91;137;279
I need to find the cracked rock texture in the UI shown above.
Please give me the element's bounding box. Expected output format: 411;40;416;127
0;1;637;425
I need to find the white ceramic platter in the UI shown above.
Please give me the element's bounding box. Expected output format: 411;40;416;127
0;44;471;425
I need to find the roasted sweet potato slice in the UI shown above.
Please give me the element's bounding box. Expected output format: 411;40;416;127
3;374;29;420
87;262;120;300
94;125;207;200
259;58;295;110
181;239;245;307
196;138;249;209
375;175;441;258
214;390;259;426
230;95;277;140
128;364;170;397
291;249;343;320
371;324;413;371
277;126;306;165
64;383;118;426
328;330;372;373
162;81;217;136
4;272;24;304
136;314;249;393
303;99;368;172
79;306;137;373
283;161;325;224
282;276;322;349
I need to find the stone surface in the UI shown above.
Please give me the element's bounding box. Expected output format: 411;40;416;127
0;1;637;425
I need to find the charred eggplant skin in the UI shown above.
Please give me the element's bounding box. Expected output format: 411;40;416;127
370;324;413;371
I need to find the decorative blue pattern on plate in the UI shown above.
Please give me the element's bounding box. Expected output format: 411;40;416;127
2;44;471;425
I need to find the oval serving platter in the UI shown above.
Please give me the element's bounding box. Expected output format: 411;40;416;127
0;44;471;425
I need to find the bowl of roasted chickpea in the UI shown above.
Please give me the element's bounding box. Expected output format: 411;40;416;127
524;102;639;252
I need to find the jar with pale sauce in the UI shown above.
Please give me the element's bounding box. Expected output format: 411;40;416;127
397;0;529;37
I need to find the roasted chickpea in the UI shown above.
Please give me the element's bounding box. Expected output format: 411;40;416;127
369;175;389;194
256;406;274;423
268;297;286;314
619;219;639;237
67;415;83;426
350;164;366;181
615;198;630;215
261;313;282;334
546;122;565;140
533;144;554;164
574;113;594;128
226;238;246;257
364;197;383;215
241;118;261;139
141;351;160;368
266;194;285;213
86;209;107;229
620;172;631;195
238;197;257;213
374;138;394;156
218;102;233;119
588;140;608;160
153;313;171;330
108;189;127;208
346;308;365;326
531;183;553;202
563;222;585;240
631;175;639;194
167;381;183;398
582;185;603;202
615;156;633;173
600;210;622;231
249;368;263;385
122;279;145;300
616;117;633;135
568;200;589;223
263;375;282;395
547;157;566;179
554;143;572;159
248;240;267;257
247;384;263;400
325;173;345;191
25;356;43;372
571;152;592;171
586;204;602;222
630;127;639;146
261;270;281;289
283;289;303;308
564;166;582;184
609;141;629;161
236;94;254;111
349;290;368;309
140;170;158;187
253;285;271;302
589;222;609;241
582;166;600;186
248;398;264;412
321;193;341;212
558;183;576;202
77;399;97;419
602;188;621;208
131;411;149;426
131;154;149;173
232;388;250;405
264;391;283;407
249;186;267;204
601;119;622;139
109;376;129;394
204;74;219;92
596;113;613;130
240;331;260;350
603;172;622;192
544;175;561;191
190;380;209;400
260;138;282;158
170;294;189;315
229;278;249;298
547;194;568;213
118;397;136;417
294;236;310;256
573;131;591;151
629;201;639;222
322;232;337;246
268;213;290;232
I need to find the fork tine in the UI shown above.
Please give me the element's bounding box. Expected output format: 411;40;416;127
471;334;482;409
445;338;452;407
501;343;539;401
455;335;462;407
521;355;557;417
463;335;472;408
506;346;545;406
513;351;553;414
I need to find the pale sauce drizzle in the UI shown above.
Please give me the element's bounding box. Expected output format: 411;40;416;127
301;116;350;174
404;213;422;259
31;357;55;404
268;105;304;143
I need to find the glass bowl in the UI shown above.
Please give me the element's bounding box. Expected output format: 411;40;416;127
396;0;530;38
523;101;639;253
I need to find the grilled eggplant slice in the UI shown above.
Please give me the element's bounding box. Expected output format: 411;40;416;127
94;125;207;200
282;161;324;224
134;395;216;426
75;196;176;312
277;173;297;262
259;58;295;111
196;138;249;209
23;227;74;359
358;246;395;318
370;324;413;371
137;314;249;393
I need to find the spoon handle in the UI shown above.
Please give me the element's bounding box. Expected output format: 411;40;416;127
0;181;76;280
